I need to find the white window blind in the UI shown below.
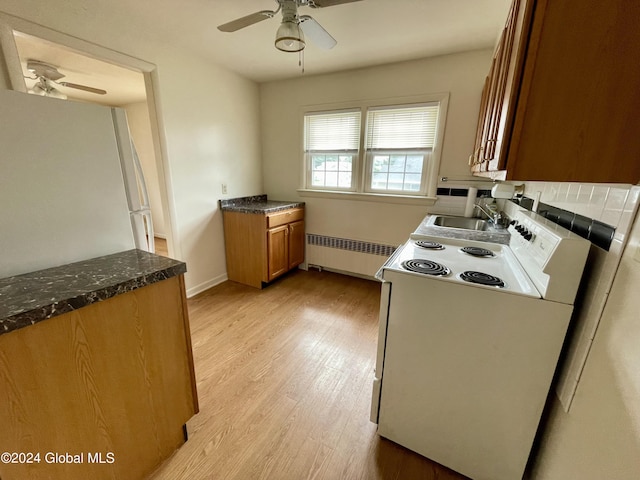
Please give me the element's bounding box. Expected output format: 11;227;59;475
305;110;361;190
366;104;439;151
305;110;361;152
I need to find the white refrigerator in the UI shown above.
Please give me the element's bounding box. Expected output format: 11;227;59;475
0;90;155;278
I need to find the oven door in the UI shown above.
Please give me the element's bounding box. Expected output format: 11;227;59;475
370;280;390;424
371;244;404;423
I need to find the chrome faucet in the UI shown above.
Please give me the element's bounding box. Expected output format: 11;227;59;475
474;203;505;227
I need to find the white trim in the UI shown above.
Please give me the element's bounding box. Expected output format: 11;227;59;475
297;188;437;206
0;12;155;71
186;273;228;298
0;23;26;91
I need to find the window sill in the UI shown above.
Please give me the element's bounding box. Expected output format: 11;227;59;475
297;189;437;206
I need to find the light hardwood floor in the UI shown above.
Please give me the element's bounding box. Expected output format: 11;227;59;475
154;237;168;257
149;269;467;480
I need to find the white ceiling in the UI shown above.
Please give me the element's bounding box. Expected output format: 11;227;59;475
10;0;511;106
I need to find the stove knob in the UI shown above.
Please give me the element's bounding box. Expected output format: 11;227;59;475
509;220;517;226
524;232;533;241
516;225;524;233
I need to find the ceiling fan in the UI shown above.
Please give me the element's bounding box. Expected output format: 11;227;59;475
217;0;363;52
25;60;107;99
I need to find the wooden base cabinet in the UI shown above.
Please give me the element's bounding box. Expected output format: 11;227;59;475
472;0;640;184
0;276;198;480
223;208;305;288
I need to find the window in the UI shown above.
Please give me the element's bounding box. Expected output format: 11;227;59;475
304;110;360;190
365;104;439;194
302;96;447;200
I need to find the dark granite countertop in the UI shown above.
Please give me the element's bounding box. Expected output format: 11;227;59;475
0;249;186;336
219;194;305;214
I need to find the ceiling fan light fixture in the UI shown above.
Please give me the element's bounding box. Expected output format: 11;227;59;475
30;82;48;96
30;79;67;99
275;20;305;52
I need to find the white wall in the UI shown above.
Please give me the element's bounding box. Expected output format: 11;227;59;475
532;204;640;479
260;50;493;247
124;101;166;238
0;2;263;295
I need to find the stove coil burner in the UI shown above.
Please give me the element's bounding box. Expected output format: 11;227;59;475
402;259;451;277
459;271;505;288
415;240;445;250
460;246;495;257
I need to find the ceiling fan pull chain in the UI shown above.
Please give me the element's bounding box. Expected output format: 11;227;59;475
299;48;305;74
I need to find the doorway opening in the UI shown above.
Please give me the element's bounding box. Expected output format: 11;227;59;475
0;15;178;259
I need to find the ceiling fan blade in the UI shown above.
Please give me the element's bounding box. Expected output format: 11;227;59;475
57;82;107;95
217;10;276;32
299;15;337;49
308;0;363;8
26;60;65;81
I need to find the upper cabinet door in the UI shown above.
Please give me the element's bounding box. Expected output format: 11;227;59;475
470;0;531;175
505;0;640;183
472;0;640;184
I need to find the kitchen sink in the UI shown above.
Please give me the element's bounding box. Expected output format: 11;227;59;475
430;215;489;231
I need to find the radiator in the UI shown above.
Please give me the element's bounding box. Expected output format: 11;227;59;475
306;233;397;278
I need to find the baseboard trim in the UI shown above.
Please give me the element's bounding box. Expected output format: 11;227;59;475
186;273;228;298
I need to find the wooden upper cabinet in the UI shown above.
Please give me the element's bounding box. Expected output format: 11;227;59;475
472;0;640;184
470;0;530;173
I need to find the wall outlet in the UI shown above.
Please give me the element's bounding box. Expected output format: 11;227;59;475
221;183;227;195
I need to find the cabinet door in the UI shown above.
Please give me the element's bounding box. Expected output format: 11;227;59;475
267;225;289;281
470;0;533;176
487;0;527;171
471;76;490;173
505;0;640;182
288;220;305;269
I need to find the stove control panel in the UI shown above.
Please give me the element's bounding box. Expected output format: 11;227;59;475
509;217;559;269
509;220;535;243
509;210;591;304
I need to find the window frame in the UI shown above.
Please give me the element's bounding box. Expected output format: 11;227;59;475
303;108;361;192
299;93;449;204
364;150;432;195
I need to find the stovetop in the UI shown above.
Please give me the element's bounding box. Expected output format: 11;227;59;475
380;210;591;303
381;236;541;298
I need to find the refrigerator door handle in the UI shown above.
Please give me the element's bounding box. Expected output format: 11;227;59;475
111;108;155;254
130;209;155;253
142;209;155;253
131;141;151;210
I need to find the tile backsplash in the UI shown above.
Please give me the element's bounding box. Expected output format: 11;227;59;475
522;182;631;223
432;181;639;250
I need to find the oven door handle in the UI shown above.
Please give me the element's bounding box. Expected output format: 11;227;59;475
375;243;404;281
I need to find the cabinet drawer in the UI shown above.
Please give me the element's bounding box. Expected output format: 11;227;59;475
267;208;304;228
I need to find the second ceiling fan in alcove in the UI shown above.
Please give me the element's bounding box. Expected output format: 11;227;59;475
25;59;107;99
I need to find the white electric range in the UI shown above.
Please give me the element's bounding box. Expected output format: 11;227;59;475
370;210;590;480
